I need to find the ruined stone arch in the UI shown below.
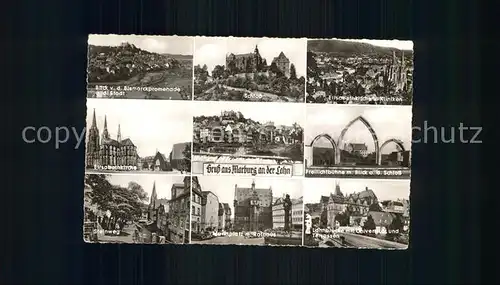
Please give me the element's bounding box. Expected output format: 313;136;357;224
336;116;380;165
378;138;405;165
309;134;338;165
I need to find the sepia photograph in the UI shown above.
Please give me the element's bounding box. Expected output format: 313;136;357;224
303;178;410;249
83;174;190;244
190;176;304;246
192;101;304;177
193;37;306;103
85;99;192;174
306;39;413;105
87;35;193;100
304;104;412;179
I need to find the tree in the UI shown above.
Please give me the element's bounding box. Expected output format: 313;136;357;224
335;212;350;226
212;65;225;79
290;63;297;80
369;202;383;212
388;214;404;233
320;209;328;227
363;215;376;231
84;174;149;231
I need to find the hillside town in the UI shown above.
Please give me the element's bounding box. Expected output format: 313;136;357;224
303;182;409;248
87;42;193;99
88;42;190;83
193;110;304;162
83;175;190;244
85;109;191;173
190;177;303;246
194;45;305;102
306;46;413;105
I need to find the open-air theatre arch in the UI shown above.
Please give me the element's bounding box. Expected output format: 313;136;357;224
307;116;406;166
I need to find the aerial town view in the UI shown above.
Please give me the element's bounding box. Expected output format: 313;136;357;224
85;99;192;173
83;174;190;244
87;35;193;100
190;176;304;246
192;101;304;176
306;39;413;105
193;37;306;102
304;104;412;179
303;179;409;249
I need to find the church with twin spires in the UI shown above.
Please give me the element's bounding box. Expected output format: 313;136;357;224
86;109;138;168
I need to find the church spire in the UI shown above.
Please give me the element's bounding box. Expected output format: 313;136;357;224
254;45;259;54
335;181;343;196
101;115;109;141
150;181;157;207
117;124;121;142
91;109;97;128
251;179;255;189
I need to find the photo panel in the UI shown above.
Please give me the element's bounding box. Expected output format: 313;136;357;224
83;174;191;244
304;104;412;179
192;101;305;178
303;178;410;249
194;37;306;103
306;38;413;105
190;176;304;246
85;99;192;174
87;35;194;100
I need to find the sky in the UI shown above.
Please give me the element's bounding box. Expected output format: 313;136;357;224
305;104;412;153
196;176;303;218
303;178;410;204
106;174;186;200
88;35;194;55
86;99;192;157
194;37;307;77
341;39;413;51
193;101;305;127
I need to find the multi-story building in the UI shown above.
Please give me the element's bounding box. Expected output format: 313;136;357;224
271;52;291;77
201;191;220;230
326;182;378;228
191;177;203;233
218;203;226;230
167;177;190;243
226;46;264;73
233;180;273;231
272;197;286;229
345;143;368;157
86;109;138;168
222;203;232;230
291;196;304;230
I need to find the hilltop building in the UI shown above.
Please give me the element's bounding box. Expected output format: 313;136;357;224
271;52;291;77
226;45;264;73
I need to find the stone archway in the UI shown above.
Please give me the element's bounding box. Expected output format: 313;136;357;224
308;134;338;166
336;116;380;165
378;138;405;166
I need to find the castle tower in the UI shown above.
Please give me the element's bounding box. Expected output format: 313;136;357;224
117;124;121;142
254;45;259;54
101;115;110;141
